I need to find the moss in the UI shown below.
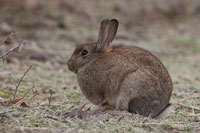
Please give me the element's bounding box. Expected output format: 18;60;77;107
0;91;8;98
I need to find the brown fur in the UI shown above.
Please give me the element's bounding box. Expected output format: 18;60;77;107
102;47;111;55
67;19;173;118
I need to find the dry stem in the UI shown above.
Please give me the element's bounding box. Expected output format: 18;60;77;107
13;65;32;100
0;40;27;59
22;85;35;99
171;102;200;112
48;90;53;106
0;31;18;46
28;89;39;103
46;115;68;123
77;103;87;114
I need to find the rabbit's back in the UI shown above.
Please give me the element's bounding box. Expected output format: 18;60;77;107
111;45;172;90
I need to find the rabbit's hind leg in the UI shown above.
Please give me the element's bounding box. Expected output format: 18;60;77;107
116;69;160;117
128;96;157;117
115;70;144;112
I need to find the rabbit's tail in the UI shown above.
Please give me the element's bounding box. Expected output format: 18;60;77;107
155;103;174;119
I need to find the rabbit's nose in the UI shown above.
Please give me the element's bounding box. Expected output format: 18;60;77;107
67;60;76;72
67;60;72;66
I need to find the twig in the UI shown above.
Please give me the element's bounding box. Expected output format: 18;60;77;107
171;102;200;112
189;113;200;116
46;115;68;123
0;31;18;46
22;85;35;99
64;103;87;119
13;65;32;100
27;94;37;104
40;103;61;107
76;103;87;114
28;89;39;104
48;90;53;106
0;40;27;59
134;122;188;126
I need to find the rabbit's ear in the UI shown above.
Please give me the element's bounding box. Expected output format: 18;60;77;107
108;19;118;44
96;19;118;51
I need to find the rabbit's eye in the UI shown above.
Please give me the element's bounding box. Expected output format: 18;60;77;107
81;49;88;56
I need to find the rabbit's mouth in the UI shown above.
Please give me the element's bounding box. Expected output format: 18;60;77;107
67;60;77;73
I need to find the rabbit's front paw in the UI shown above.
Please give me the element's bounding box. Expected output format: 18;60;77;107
99;105;115;111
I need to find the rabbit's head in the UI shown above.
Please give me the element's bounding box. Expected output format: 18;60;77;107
67;19;118;73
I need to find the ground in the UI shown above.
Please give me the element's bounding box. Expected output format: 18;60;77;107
0;0;200;132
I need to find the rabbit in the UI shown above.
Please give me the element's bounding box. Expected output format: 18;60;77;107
67;19;173;118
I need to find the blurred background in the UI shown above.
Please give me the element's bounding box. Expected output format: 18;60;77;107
0;0;200;132
0;0;200;58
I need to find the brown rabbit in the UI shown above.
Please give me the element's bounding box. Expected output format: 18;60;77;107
67;19;173;118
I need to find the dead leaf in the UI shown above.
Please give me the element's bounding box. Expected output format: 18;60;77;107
19;101;31;107
14;98;31;107
14;98;25;105
4;38;13;45
6;57;17;64
4;98;23;104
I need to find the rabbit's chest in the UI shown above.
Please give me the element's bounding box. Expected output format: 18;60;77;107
77;65;125;96
77;69;111;91
77;69;108;105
